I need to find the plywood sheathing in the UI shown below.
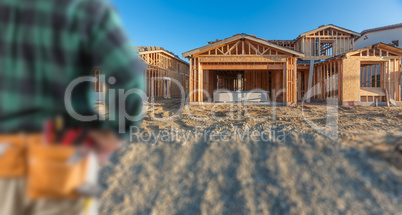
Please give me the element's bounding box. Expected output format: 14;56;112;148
341;57;360;102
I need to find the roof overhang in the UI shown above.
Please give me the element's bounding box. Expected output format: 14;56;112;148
360;23;402;37
138;49;189;65
346;42;402;56
315;42;402;65
182;34;305;58
374;43;402;55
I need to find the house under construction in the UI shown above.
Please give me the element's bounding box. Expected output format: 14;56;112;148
95;47;189;100
182;24;402;105
138;46;189;98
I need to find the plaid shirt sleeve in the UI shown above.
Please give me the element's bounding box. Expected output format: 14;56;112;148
0;0;145;135
78;0;146;135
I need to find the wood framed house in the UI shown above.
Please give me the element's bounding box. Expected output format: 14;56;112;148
183;25;402;105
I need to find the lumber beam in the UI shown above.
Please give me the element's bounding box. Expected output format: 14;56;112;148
201;64;284;70
199;55;287;63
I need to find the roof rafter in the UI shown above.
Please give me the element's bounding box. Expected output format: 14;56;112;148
182;34;304;58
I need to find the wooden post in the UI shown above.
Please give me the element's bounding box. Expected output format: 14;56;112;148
193;58;197;102
394;59;397;100
294;59;297;104
333;61;336;99
200;63;203;103
365;66;368;87
333;62;336;99
380;63;384;88
283;62;286;104
338;61;342;102
198;58;202;103
375;64;378;87
151;70;155;98
387;61;390;98
307;58;314;103
242;40;244;55
397;59;402;101
159;68;162;97
325;63;328;99
190;58;193;102
330;62;333;99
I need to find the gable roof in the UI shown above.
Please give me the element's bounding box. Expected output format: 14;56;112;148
360;23;402;36
182;33;305;58
350;42;402;55
296;24;360;40
315;42;402;65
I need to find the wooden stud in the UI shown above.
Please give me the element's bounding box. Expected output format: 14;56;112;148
189;58;193;102
375;64;378;87
242;40;245;55
394;59;397;100
380;63;384;88
338;61;341;101
330;62;333;98
283;62;286;103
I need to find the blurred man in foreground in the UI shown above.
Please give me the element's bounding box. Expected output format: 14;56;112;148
0;0;145;214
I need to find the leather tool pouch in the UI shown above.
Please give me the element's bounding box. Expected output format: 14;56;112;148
0;135;28;177
27;136;88;199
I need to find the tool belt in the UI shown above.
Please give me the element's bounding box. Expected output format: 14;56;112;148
0;134;88;199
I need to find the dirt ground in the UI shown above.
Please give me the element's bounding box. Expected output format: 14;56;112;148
99;99;402;215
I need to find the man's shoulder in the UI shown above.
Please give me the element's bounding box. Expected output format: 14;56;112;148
66;0;115;19
0;0;113;13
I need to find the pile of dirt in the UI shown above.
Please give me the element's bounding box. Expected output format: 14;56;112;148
99;99;402;214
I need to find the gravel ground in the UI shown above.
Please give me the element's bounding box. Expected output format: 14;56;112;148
99;99;402;215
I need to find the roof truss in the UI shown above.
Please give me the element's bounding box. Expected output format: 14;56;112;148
183;34;304;58
139;50;189;65
299;24;360;38
348;43;402;57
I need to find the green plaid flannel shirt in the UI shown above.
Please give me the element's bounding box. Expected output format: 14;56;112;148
0;0;145;135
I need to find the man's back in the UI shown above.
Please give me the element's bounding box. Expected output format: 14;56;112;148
0;1;143;213
0;0;144;133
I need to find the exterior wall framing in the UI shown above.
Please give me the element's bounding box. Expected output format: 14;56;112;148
183;27;401;106
139;47;189;99
184;36;303;104
311;43;402;104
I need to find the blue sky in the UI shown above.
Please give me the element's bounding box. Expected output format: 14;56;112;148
110;0;402;61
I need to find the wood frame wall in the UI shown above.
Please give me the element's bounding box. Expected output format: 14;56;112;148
348;45;401;103
294;27;355;60
310;44;402;103
183;30;401;106
311;59;342;101
139;51;189;98
285;58;298;102
187;38;301;104
271;26;360;60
